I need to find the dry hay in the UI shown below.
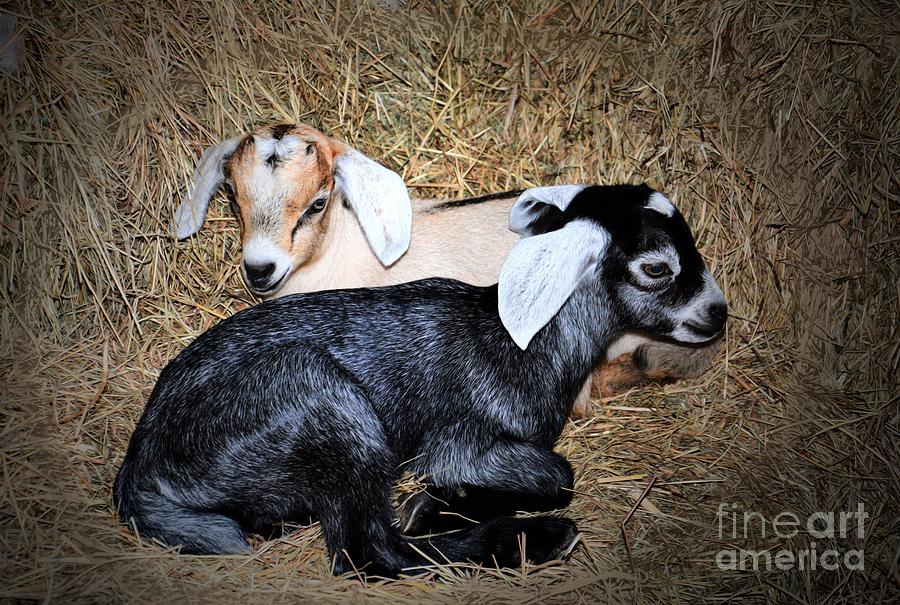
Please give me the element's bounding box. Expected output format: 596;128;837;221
1;0;898;603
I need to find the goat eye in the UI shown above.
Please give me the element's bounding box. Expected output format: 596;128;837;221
642;262;671;278
307;197;327;214
305;143;314;155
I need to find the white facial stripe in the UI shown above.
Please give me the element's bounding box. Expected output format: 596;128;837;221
246;178;284;234
628;246;681;288
646;192;675;216
254;134;306;160
670;269;727;342
697;269;726;307
241;136;318;237
276;135;305;156
253;135;276;159
242;236;292;286
629;247;681;275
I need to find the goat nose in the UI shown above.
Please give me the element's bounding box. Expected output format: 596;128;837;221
706;302;728;331
244;262;276;286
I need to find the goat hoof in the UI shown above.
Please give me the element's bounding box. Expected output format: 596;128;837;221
399;488;477;535
399;490;438;535
481;516;579;566
521;517;579;563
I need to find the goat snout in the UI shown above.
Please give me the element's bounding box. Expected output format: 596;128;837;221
684;302;727;340
245;262;276;286
242;261;288;294
704;301;727;332
241;237;292;296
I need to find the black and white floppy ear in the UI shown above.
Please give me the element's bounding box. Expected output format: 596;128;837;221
498;219;609;350
508;184;587;236
333;149;412;266
500;185;602;349
173;136;241;240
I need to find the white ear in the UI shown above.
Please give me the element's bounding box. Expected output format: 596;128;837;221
333;149;412;266
509;185;587;236
173;136;241;239
498;220;609;350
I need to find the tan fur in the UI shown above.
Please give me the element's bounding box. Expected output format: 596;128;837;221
276;196;518;295
594;354;652;398
225;125;344;267
221;122;722;409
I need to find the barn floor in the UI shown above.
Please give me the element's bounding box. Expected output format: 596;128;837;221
2;1;898;603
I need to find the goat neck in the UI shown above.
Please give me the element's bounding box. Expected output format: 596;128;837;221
273;198;388;298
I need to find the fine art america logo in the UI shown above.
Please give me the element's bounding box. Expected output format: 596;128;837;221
716;503;867;571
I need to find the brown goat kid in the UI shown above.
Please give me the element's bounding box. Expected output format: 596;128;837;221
175;123;722;416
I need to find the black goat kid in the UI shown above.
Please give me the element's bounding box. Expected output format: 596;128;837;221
114;184;726;577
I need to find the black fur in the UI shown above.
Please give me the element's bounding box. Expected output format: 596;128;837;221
425;189;525;213
114;184;720;578
270;124;294;140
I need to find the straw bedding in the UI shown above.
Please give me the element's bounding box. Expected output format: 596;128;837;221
1;0;897;602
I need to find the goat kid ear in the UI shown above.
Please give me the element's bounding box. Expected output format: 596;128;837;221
508;185;587;236
499;220;609;350
332;147;412;266
173;136;242;240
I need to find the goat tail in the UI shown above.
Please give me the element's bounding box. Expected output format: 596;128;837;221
113;466;249;555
